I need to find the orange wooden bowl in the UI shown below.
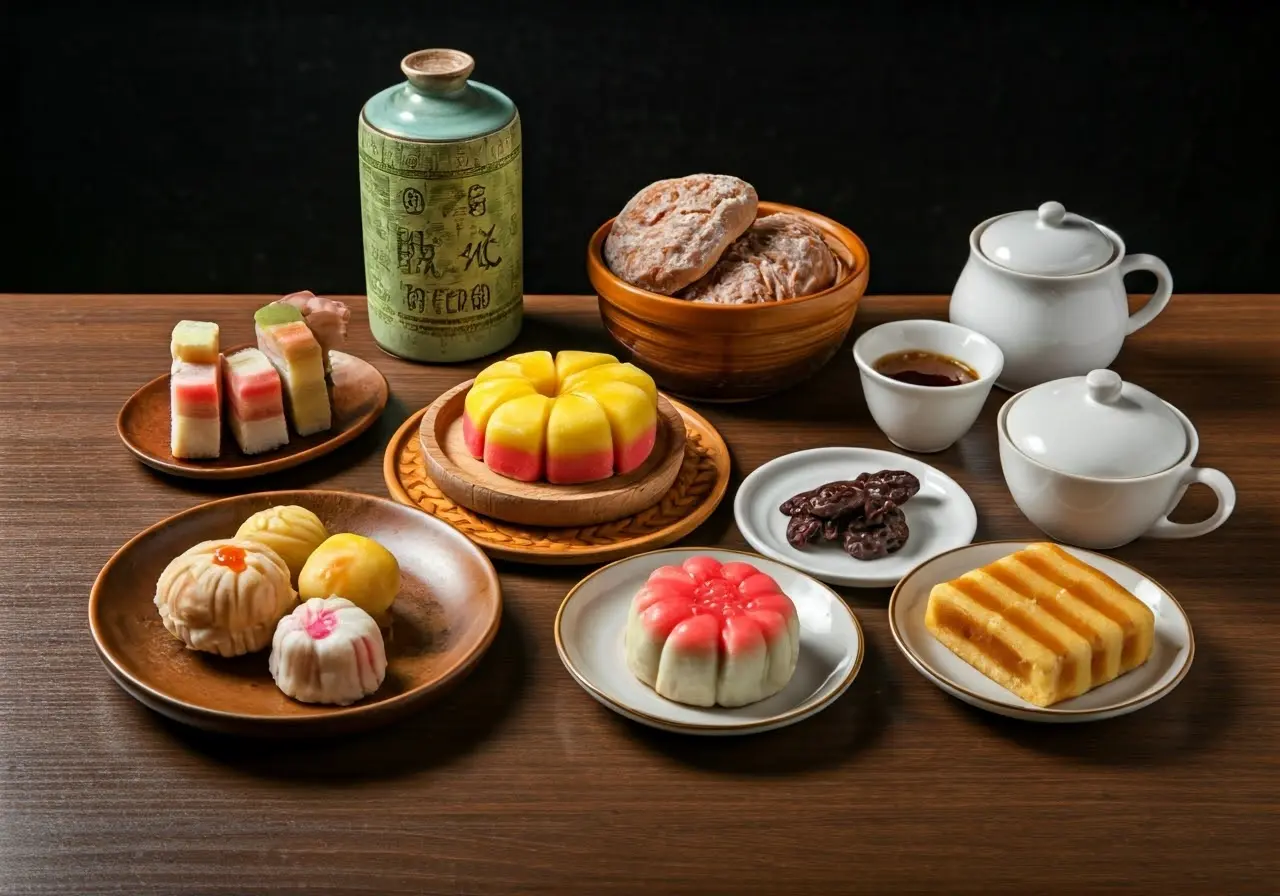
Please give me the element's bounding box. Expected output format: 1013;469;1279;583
586;201;870;403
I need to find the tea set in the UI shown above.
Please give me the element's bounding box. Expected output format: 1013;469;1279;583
854;199;1235;552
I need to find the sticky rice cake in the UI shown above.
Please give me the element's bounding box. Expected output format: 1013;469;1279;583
924;542;1155;707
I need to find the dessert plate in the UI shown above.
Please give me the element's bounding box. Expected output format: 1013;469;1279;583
555;547;863;735
117;349;389;480
419;379;686;528
734;446;977;588
90;490;502;737
384;399;731;565
888;540;1194;723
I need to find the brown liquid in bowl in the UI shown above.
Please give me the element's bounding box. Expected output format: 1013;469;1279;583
873;350;978;387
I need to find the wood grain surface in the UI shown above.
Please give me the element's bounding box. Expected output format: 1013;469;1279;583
0;294;1276;895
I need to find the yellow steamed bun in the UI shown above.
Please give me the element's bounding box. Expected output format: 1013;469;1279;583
298;533;400;623
235;505;329;583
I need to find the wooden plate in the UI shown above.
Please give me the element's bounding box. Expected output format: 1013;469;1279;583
117;349;389;480
89;490;502;737
419;380;687;527
384;398;731;565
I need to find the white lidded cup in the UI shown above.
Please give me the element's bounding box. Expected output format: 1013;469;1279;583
997;368;1237;549
852;319;1004;453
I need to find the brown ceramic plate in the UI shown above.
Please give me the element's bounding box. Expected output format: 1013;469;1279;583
117;349;389;480
89;490;502;737
384;398;732;565
418;379;687;528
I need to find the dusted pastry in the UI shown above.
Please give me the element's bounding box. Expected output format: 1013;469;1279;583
298;533;400;626
154;539;297;657
625;556;800;707
269;597;387;706
234;504;330;584
273;290;350;358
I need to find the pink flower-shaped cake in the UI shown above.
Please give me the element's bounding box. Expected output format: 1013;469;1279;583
624;556;800;707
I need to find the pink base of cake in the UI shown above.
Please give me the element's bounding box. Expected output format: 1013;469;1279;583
614;424;657;475
462;412;485;459
484;442;542;482
547;449;614;484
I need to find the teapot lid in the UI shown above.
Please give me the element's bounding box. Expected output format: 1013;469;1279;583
979;201;1116;275
1005;369;1187;478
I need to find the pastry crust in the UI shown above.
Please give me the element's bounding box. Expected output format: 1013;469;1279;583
603;174;758;295
678;212;840;304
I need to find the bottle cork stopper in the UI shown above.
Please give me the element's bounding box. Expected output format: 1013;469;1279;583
401;49;475;95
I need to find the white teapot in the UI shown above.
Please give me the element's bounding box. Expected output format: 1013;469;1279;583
949;201;1172;391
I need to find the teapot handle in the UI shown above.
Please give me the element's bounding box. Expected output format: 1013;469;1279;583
1121;254;1174;335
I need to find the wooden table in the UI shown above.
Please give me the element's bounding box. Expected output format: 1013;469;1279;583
1;294;1276;895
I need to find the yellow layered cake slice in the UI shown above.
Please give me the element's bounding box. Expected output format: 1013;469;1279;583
924;542;1155;707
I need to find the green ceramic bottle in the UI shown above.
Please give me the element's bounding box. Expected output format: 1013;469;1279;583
358;49;523;362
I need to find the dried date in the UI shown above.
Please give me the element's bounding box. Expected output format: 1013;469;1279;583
842;507;909;561
786;514;823;547
778;469;921;561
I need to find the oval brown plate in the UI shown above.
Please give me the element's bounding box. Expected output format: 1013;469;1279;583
117;349;389;480
419;379;687;527
383;398;732;565
89;490;502;737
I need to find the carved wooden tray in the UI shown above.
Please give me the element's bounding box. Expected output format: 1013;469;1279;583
418;379;687;528
383;397;731;565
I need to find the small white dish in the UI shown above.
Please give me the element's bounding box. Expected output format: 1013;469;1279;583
734;447;977;588
888;540;1194;723
852;319;1004;453
554;547;863;735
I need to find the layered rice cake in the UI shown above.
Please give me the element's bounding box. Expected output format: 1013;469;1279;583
169;321;221;459
255;304;332;436
924;542;1155;707
625;556;799;708
223;348;289;455
462;350;658;484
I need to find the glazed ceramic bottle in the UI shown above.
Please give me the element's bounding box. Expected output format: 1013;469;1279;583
358;49;523;362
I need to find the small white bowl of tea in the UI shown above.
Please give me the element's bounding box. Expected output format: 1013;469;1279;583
852;320;1004;453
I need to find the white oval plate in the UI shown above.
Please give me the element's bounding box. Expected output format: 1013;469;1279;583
734;447;978;588
888;540;1195;722
554;547;864;735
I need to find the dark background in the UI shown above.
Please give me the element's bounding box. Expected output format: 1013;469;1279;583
4;0;1276;296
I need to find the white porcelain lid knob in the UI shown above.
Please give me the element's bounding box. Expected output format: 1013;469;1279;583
979;201;1116;276
1085;368;1124;404
1037;201;1067;227
1005;369;1188;478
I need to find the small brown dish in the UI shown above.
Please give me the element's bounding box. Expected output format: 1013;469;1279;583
117;349;389;480
89;490;502;737
586;201;870;403
418;379;687;528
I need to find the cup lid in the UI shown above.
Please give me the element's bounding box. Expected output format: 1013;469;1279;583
979;201;1116;275
1005;369;1187;478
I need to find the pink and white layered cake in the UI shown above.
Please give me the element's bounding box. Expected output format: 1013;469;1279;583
222;348;289;455
169;320;222;459
624;556;800;708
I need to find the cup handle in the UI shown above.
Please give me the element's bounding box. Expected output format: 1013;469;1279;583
1144;467;1236;539
1122;254;1174;335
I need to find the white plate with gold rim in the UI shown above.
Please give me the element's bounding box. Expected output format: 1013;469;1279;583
888;540;1194;723
554;547;863;735
735;447;977;588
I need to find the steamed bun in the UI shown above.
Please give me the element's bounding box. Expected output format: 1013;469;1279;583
154;539;297;657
